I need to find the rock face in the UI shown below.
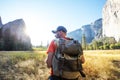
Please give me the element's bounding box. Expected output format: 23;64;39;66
0;18;31;50
0;17;3;28
67;18;102;43
102;0;120;41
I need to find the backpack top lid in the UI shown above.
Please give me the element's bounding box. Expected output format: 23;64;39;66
56;38;83;57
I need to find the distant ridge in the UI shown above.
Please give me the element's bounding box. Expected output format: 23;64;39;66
67;18;102;43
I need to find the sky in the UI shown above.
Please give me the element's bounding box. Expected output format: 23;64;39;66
0;0;107;46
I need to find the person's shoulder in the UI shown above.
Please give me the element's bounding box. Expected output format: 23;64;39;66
49;39;59;46
53;38;59;46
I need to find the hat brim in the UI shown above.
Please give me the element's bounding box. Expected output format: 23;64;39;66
52;30;57;33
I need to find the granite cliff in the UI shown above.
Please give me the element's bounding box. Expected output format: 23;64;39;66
0;17;31;50
102;0;120;41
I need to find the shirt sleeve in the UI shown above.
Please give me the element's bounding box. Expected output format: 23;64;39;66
47;40;57;54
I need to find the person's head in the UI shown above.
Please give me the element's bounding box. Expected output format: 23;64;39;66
52;26;67;38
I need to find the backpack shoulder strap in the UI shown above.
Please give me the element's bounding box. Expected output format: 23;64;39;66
53;38;59;47
53;38;63;59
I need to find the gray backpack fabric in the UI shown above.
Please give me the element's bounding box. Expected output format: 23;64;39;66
52;38;85;79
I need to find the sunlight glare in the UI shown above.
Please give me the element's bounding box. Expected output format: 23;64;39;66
24;16;54;46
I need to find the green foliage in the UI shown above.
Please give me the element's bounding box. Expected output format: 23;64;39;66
118;38;120;42
103;44;110;50
32;46;47;51
99;37;116;44
87;37;120;50
110;43;120;49
87;44;94;50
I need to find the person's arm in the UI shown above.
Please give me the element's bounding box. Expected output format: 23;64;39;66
46;40;56;68
46;52;54;68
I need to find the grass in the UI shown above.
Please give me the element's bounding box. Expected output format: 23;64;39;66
0;50;120;80
0;51;48;80
0;51;47;60
83;50;120;80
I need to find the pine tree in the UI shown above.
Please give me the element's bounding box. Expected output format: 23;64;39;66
81;34;87;50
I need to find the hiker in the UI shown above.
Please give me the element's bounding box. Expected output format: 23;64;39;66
46;26;85;80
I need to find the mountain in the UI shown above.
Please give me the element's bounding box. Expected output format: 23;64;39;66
102;0;120;41
0;18;32;50
67;18;102;43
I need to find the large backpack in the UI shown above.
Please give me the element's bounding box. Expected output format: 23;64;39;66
52;38;85;79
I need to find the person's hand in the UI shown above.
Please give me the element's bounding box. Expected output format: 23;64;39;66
80;55;85;64
46;59;52;68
